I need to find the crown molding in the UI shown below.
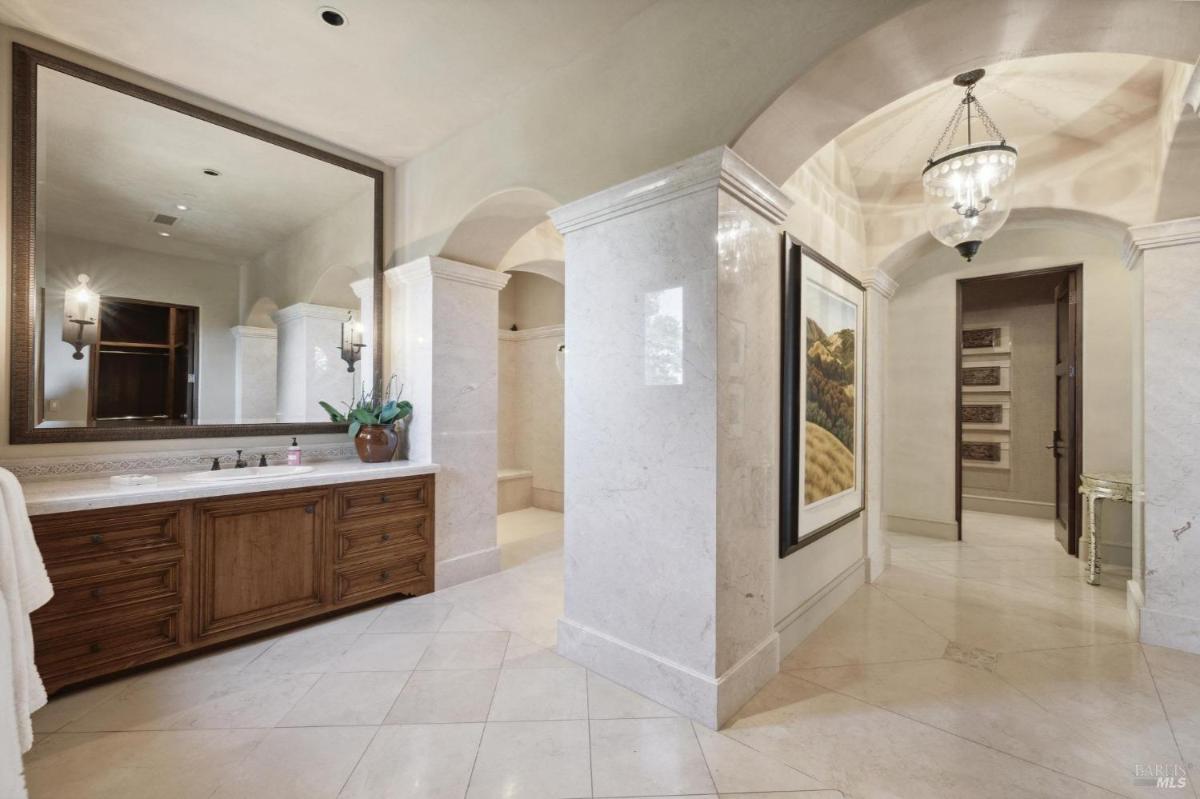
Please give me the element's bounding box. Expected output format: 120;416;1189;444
230;325;277;340
498;324;565;342
349;276;374;299
860;268;899;299
386;256;511;291
1123;215;1200;270
549;146;792;236
271;303;351;325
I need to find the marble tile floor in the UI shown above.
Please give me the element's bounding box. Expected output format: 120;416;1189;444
24;511;1200;798
498;507;564;570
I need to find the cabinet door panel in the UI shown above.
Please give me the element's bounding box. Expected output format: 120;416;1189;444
195;489;326;640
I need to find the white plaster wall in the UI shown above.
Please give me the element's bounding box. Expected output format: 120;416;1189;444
41;233;240;424
885;225;1133;549
498;330;565;506
0;25;392;461
775;141;870;646
498;271;564;331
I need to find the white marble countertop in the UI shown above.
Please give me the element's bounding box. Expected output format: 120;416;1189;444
21;459;439;516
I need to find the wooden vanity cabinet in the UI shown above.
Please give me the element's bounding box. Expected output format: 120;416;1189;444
30;473;434;693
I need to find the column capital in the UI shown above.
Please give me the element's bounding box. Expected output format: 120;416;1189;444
860;267;898;299
1123;216;1200;270
270;303;351;325
385;256;510;292
349;276;374;300
549;146;792;236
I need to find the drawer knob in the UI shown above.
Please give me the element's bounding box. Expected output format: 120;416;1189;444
379;570;390;582
90;587;103;600
304;505;315;514
381;495;390;502
88;642;101;654
89;534;103;545
381;532;391;542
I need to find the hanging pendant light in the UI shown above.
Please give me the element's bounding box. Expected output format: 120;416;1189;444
922;69;1018;261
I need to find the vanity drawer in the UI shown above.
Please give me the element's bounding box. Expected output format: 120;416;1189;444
334;550;431;605
334;476;431;523
335;513;430;564
35;605;182;684
33;505;184;570
33;560;181;622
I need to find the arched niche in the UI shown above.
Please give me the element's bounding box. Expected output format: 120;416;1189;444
439;187;561;269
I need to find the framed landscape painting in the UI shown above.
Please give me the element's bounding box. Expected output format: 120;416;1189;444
779;236;866;557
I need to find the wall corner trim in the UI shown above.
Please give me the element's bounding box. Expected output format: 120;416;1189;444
549;146;793;236
861;268;899;299
385;256;511;292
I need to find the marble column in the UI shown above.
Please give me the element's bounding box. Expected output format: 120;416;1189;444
550;146;792;729
272;303;355;422
1125;216;1200;654
861;268;898;582
230;325;277;423
387;257;509;589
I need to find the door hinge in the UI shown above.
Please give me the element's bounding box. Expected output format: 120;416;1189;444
1069;365;1076;378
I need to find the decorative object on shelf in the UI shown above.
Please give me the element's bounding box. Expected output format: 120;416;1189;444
779;236;866;557
339;312;365;373
62;273;99;360
962;327;1000;349
962;365;1001;386
961;404;1003;424
962;441;1001;462
922;69;1018;261
1078;472;1134;586
319;376;412;463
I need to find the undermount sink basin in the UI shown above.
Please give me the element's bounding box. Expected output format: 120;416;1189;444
181;465;314;483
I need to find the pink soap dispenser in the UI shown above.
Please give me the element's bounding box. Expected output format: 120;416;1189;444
287;437;302;466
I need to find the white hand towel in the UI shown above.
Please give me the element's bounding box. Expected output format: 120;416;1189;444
0;467;53;756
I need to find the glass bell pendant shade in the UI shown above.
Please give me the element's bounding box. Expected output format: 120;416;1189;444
922;141;1017;261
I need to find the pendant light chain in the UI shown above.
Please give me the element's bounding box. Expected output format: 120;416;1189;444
926;83;1008;164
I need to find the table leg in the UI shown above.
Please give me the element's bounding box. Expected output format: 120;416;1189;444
1086;492;1100;586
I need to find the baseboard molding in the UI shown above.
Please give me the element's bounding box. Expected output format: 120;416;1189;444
532;488;564;512
886;514;958;540
435;545;501;590
776;558;866;657
961;494;1055;519
556;617;779;730
1140;605;1200;656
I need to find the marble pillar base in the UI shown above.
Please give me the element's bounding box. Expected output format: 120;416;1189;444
436;545;503;590
557;617;779;730
776;559;866;656
1140;606;1200;656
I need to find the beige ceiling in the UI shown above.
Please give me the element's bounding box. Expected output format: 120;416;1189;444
37;66;373;264
834;52;1169;212
0;0;655;165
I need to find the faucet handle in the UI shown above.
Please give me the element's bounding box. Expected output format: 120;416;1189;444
258;453;268;467
210;457;221;471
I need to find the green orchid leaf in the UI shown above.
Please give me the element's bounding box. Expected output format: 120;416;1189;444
348;420;362;439
396;401;413;419
318;400;346;422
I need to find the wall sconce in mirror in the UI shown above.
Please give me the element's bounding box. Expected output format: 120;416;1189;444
63;273;99;360
339;312;365;372
555;343;565;377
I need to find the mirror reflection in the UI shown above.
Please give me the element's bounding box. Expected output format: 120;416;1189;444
33;65;377;429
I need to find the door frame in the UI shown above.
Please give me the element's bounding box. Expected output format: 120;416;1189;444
954;264;1083;549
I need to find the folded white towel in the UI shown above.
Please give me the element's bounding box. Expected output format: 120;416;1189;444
0;591;29;799
0;467;53;757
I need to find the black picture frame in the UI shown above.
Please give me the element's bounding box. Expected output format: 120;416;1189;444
779;234;866;558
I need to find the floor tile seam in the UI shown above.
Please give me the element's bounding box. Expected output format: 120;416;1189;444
334;724;385;798
1136;644;1200;799
781;654;949;674
462;658;507;798
863;583;952;645
781;671;1129;798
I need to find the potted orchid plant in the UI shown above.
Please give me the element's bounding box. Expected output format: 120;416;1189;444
319;376;412;463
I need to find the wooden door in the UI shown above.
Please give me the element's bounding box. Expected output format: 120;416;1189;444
194;489;327;640
1052;274;1080;554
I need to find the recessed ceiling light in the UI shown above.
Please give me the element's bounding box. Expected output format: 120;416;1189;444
175;204;189;211
318;6;346;26
202;168;221;177
158;231;171;237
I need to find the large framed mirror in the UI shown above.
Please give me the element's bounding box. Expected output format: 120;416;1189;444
10;45;384;443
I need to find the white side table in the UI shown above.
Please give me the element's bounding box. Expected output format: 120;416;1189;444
1078;472;1133;586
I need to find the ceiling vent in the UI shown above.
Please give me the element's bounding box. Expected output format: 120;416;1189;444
152;213;178;226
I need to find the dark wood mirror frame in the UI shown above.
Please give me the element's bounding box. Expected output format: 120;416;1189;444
9;44;384;443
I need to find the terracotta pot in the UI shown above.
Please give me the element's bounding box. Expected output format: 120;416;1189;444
354;424;398;463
